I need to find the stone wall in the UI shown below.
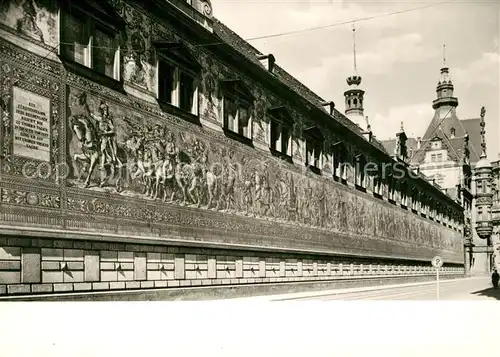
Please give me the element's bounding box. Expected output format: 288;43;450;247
0;237;464;296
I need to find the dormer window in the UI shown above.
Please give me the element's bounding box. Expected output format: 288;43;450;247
304;126;324;173
60;0;124;81
220;79;254;140
450;127;456;138
269;107;293;157
155;41;201;116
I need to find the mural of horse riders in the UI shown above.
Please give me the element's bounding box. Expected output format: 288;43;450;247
70;93;125;191
64;90;461;252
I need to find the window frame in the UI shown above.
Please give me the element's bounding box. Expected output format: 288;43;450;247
304;126;324;172
269;107;293;158
157;54;199;116
223;94;252;139
60;4;121;81
219;79;255;142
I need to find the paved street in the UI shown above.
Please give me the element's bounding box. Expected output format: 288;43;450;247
259;277;498;301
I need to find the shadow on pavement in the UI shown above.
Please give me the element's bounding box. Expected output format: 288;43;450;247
470;286;500;300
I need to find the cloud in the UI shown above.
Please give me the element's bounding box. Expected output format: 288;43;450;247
451;52;500;87
370;103;434;140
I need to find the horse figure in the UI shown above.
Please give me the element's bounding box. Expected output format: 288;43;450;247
71;114;100;188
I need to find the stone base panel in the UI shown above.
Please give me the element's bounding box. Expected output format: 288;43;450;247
0;236;465;296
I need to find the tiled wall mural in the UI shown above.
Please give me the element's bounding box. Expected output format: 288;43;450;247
64;87;462;253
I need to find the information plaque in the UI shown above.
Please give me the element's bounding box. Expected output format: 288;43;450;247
12;87;51;162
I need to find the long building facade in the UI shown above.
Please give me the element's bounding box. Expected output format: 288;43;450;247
0;0;464;296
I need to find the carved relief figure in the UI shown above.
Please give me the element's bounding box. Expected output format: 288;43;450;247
70;93;100;188
125;32;148;88
16;0;44;42
92;101;123;189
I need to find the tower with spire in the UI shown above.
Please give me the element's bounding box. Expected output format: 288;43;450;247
432;45;458;119
344;23;368;130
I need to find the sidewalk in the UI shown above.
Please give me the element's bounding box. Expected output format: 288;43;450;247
228;276;485;301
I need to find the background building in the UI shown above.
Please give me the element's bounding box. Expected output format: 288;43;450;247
382;64;497;275
0;0;464;297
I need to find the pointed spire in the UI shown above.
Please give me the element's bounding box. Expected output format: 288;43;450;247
352;22;357;74
480;106;487;159
443;44;447;67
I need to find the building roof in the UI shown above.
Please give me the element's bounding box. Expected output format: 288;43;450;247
380;137;419;158
212;20;390;155
421;112;465;141
405;114;482;166
460;118;482;163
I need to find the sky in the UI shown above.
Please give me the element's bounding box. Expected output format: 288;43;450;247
211;0;500;160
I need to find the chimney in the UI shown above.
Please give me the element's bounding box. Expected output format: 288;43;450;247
321;101;335;115
257;54;275;73
417;137;421;150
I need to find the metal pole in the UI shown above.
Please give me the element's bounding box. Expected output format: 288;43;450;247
436;267;440;300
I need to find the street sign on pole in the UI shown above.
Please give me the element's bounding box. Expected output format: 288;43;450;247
431;256;443;300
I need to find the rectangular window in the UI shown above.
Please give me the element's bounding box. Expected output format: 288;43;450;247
223;97;251;139
431;154;436;162
158;58;199;115
270;121;291;155
306;140;321;168
437;153;443;162
61;9;119;80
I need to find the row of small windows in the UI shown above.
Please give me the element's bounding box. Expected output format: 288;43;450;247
60;5;460;228
347;98;362;106
431;153;444;162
